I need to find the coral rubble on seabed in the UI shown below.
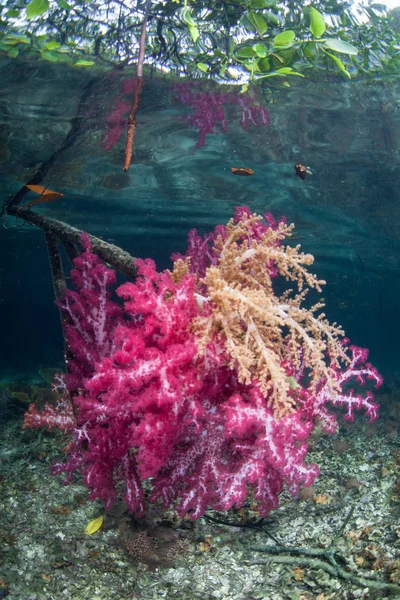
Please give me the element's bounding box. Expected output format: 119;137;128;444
0;406;399;600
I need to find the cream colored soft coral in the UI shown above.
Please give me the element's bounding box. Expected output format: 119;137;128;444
190;211;348;418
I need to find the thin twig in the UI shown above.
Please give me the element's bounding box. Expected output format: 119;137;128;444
123;0;151;171
123;77;143;171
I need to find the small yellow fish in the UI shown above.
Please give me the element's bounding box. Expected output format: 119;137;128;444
85;515;103;535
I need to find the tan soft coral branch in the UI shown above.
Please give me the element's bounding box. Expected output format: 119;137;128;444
192;212;348;418
218;217;325;293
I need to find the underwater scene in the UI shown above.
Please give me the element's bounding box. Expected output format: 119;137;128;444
0;1;400;599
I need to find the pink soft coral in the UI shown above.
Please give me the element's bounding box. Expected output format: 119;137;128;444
173;83;270;148
101;80;269;151
23;212;382;520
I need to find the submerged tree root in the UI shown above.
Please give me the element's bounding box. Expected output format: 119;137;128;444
6;204;138;420
247;544;400;594
6;206;137;279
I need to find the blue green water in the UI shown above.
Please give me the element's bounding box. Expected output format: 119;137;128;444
0;60;398;382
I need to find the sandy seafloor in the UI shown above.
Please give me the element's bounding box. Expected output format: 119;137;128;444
0;383;399;600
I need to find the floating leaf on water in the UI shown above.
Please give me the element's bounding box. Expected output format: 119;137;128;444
25;184;62;201
295;163;312;180
85;515;104;535
231;167;254;176
19;185;64;210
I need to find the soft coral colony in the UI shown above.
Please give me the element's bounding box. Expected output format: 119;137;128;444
23;207;382;520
